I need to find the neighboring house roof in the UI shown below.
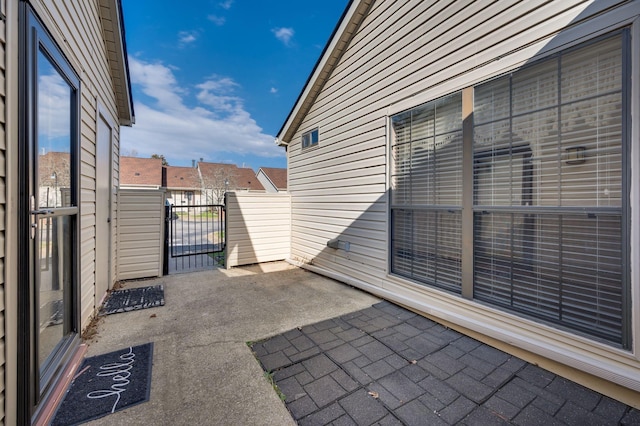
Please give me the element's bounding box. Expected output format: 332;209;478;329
39;152;71;187
198;162;265;191
120;156;163;187
258;167;287;191
236;167;265;191
98;0;135;125
165;165;201;190
276;0;372;145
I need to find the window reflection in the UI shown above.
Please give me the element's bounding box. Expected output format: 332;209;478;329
37;50;71;208
38;216;72;367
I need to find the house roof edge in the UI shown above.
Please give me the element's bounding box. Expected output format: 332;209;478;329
276;0;372;145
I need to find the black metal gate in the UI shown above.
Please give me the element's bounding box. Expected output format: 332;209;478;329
164;204;225;274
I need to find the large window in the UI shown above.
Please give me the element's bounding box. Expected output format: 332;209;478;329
390;31;629;346
391;93;463;293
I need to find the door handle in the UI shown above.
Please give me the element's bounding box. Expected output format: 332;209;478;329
31;209;55;215
30;196;54;239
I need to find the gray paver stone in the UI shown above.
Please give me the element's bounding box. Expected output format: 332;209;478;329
327;343;362;364
362;359;397;381
556;401;611;426
359;340;394;362
305;375;349;408
332;414;358;426
516;364;556;388
404;335;445;357
451;335;482;352
288;395;319;420
393;323;423;338
418;393;446;412
339;389;389;425
308;329;340;345
331;369;360;392
319;339;345;351
495;380;537;408
400;363;429;383
405;314;436;330
481;365;517;388
336;328;367;342
351;335;375;348
376;335;410;354
298;403;346;426
283;328;303;340
460;353;497;375
292;335;317;352
512;404;565;426
545;376;601;411
461;406;511;426
278;376;307;402
483;395;520;420
621;408;640;425
395;399;448;426
437;395;477;424
290;346;322;363
273;363;305;381
375;414;404;426
260;351;291;372
384;353;409;370
446;372;494;403
342;361;372;386
303;354;339;379
263;334;291;353
419;375;460;405
378;370;425;403
367;382;403;410
593;396;628;421
296;370;315;386
469;344;510;366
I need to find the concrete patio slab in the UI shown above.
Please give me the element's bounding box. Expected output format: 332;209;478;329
81;262;380;425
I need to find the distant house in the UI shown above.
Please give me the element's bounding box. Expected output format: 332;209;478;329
120;156;164;189
276;0;640;406
165;165;203;205
38;151;72;207
256;167;287;193
198;162;265;204
4;0;135;423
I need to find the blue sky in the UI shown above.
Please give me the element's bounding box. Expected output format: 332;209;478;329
120;0;349;169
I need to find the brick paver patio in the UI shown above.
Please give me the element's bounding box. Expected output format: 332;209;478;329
252;301;640;425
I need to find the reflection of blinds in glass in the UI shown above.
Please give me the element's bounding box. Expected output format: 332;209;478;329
472;33;625;344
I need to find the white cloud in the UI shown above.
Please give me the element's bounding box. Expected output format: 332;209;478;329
208;15;226;26
272;27;294;46
219;0;233;10
121;57;281;164
178;31;198;46
270;87;278;94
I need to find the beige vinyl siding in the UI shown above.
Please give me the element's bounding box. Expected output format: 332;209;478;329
0;0;5;421
286;0;640;403
226;193;290;268
289;0;631;283
28;0;122;328
117;189;164;280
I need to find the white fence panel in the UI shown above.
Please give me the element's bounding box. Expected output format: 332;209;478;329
117;189;165;279
226;193;291;268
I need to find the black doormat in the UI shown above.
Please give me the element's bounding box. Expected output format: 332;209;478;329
52;343;154;426
99;285;164;316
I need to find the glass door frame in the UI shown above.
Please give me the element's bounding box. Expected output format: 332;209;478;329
18;3;81;421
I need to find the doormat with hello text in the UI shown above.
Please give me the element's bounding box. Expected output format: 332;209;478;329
52;343;154;425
